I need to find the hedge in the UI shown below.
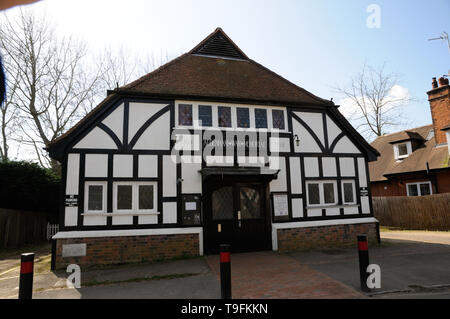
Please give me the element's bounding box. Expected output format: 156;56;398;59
0;160;60;219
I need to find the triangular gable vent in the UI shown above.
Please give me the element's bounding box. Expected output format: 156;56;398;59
190;28;248;60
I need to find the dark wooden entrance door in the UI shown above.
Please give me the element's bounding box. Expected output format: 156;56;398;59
204;180;271;254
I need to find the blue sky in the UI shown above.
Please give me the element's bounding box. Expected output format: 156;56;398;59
7;0;450;135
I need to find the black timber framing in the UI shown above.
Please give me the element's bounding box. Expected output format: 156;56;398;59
54;95;376;232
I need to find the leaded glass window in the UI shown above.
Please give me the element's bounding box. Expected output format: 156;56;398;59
178;104;192;126
88;185;103;211
343;182;354;203
272;109;285;129
307;183;320;205
255;109;267;128
237;108;250;128
198;105;212;127
139;185;154;210
218;106;231;127
240;187;260;219
212;186;233;220
323;183;335;204
117;185;133;210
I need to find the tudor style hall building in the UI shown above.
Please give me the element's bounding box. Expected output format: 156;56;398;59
48;28;380;268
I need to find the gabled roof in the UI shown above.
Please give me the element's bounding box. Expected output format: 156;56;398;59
48;27;380;161
118;28;333;106
369;125;450;182
189;27;248;60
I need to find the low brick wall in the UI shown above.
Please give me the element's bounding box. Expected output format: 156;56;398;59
277;222;379;252
55;233;199;270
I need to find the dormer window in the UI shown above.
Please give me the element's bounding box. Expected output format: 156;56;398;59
393;141;412;160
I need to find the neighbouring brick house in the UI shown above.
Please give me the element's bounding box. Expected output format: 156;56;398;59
369;76;450;197
48;28;380;269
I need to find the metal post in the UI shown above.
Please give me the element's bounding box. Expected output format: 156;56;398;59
357;235;370;292
19;253;35;299
219;244;231;299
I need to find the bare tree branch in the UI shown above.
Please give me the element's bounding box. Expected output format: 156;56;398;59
335;63;411;141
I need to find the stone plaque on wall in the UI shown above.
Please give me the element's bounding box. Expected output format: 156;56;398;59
62;244;86;258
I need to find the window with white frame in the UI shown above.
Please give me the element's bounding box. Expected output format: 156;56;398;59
393;141;412;160
406;181;432;197
113;182;157;213
306;180;338;207
85;182;107;213
341;180;356;204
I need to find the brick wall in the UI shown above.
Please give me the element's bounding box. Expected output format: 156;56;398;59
277;222;378;252
428;84;450;145
55;233;199;270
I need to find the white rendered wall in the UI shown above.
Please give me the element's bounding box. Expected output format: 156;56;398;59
357;157;368;187
295;112;325;147
65;152;79;227
66;153;80;194
85;154;108;178
292;119;321;153
138;155;158;178
289;157;302;194
133;112;171;150
269;156;287;192
74;127;118;149
163;202;177;224
322;157;337;177
361;197;370;214
163;155;177;197
102;103;124;143
128;103;168;142
84;215;108;226
291;198;303;218
181;156;202;194
326;115;342;146
65;207;78;227
113;154;133;178
339;157;355;177
333;136;361;154
304;157;319;178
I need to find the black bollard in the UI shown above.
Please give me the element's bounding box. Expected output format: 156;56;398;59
219;244;231;299
19;253;35;299
50;239;56;271
357;235;370;292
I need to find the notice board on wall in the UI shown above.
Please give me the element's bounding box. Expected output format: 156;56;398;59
273;194;288;217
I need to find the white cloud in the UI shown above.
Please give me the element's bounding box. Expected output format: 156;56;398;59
337;84;410;118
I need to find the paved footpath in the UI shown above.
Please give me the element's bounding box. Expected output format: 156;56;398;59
206;251;364;299
381;231;450;245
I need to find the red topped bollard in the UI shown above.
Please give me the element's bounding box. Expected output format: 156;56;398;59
19;253;35;299
357;235;370;292
220;244;231;299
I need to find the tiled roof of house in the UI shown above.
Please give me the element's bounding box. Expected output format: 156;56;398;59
369;124;450;182
118;28;333;106
48;28;334;148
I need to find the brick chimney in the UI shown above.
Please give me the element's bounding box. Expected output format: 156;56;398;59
427;76;450;145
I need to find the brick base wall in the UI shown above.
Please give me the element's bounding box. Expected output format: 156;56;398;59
55;233;199;270
277;222;379;252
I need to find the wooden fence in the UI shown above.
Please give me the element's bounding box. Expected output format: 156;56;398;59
0;208;52;248
373;194;450;231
